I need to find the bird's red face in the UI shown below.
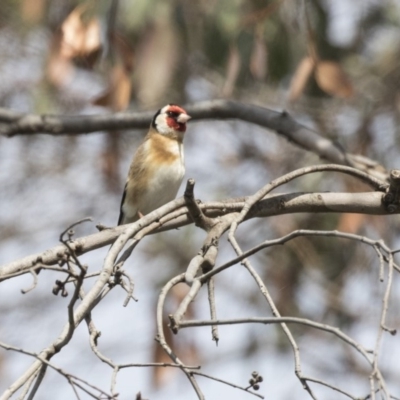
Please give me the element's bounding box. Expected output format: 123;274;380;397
152;104;191;135
165;105;191;132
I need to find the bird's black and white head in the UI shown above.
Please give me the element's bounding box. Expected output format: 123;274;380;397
151;104;191;138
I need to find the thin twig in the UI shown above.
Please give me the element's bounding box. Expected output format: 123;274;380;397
17;371;38;400
370;250;395;399
193;371;264;399
0;341;112;399
207;278;219;344
201;230;395;282
20;268;38;294
176;317;372;364
156;274;205;399
27;364;47;400
227;234;317;399
302;376;357;400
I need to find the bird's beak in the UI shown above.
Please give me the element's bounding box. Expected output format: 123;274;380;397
177;113;191;123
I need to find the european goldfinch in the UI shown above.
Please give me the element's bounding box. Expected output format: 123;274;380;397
118;104;191;225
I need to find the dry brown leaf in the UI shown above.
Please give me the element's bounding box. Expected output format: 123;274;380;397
222;44;241;97
93;32;134;111
46;32;74;88
288;56;315;102
60;6;86;59
315;61;354;99
60;5;102;68
336;213;366;234
250;32;267;80
93;63;132;111
21;0;45;23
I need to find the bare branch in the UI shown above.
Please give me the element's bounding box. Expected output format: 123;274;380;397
26;364;47;400
156;274;205;399
231;164;387;235
17;371;38;400
370;250;395;399
2;166;399;399
0;100;388;180
193;371;264;399
302;376;358;400
227;238;317;399
184;178;216;231
207;278;219;344
0;341;113;400
175;317;372;364
201;229;396;282
1;190;395;281
20;269;38;294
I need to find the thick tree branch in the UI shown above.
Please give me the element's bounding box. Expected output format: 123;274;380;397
0;191;393;280
0;100;387;180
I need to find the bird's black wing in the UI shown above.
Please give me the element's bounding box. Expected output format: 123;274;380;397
117;182;128;226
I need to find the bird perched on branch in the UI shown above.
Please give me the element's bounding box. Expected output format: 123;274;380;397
118;104;191;225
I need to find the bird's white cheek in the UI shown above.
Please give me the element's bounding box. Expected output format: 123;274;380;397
154;114;171;135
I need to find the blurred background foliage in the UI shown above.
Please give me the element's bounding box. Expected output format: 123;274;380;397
1;0;400;399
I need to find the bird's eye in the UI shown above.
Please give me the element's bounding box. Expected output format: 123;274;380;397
167;111;179;118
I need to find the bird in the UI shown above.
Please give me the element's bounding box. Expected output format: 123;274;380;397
118;104;191;225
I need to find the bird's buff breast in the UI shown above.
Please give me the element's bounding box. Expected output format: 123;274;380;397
138;136;185;214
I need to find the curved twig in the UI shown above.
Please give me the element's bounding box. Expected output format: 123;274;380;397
156;274;205;399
